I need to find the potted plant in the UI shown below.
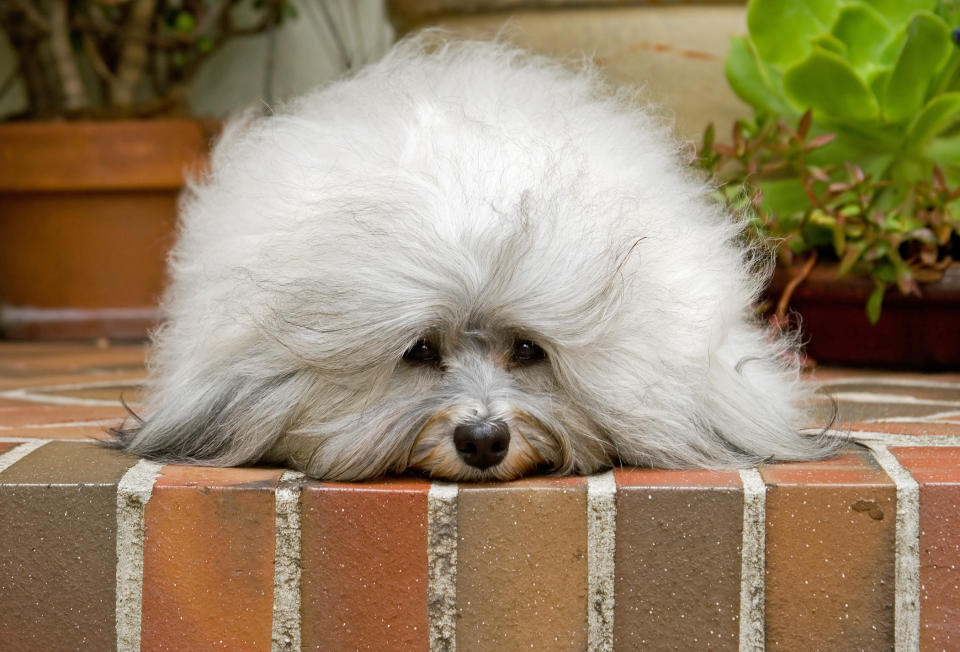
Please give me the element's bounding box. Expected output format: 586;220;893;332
698;0;960;368
0;0;290;339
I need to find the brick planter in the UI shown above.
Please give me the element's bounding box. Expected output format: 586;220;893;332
0;121;212;340
1;343;959;649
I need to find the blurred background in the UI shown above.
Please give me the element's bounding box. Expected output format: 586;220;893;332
0;0;747;137
1;0;958;368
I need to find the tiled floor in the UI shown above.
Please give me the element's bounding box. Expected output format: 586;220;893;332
1;341;958;650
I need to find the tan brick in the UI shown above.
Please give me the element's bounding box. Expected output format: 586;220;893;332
614;468;743;650
0;442;138;650
457;477;588;651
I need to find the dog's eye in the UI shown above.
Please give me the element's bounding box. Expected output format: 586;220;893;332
403;340;440;365
511;339;546;365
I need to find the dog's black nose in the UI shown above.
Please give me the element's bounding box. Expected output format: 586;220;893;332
453;419;510;470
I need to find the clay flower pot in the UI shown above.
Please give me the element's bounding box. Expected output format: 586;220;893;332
0;121;212;339
770;263;960;369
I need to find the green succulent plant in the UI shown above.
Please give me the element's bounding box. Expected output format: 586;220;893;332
719;0;960;322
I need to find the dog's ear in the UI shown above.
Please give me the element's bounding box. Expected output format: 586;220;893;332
107;370;307;467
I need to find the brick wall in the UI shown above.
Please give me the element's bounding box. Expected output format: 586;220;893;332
1;342;959;650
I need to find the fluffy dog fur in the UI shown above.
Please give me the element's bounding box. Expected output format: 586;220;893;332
113;37;839;481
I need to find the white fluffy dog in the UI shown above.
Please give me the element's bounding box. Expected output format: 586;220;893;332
113;38;838;481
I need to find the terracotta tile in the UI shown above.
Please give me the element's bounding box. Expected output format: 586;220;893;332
0;343;146;369
819;382;960;402
761;452;896;650
141;465;284;651
0;423;116;439
0;442;138;650
809;368;960;384
0;369;148;390
301;478;431;650
0;403;128;427
31;384;143;404
846;421;960;437
0;441;20;455
0;397;40;408
0;342;92;356
456;477;588;651
891;447;960;650
613;468;742;650
834;401;951;423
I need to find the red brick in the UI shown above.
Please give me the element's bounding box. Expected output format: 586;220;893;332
614;468;743;650
0;442;19;456
761;452;896;649
891;447;960;650
141;465;283;651
457;477;588;651
301;477;431;650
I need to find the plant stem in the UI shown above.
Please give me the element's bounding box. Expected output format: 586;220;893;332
775;251;818;325
48;0;89;112
110;0;157;109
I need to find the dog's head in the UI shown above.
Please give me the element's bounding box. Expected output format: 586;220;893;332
247;193;635;481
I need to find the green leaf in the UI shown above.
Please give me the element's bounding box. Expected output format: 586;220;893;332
757;178;810;217
811;33;847;57
868;69;892;101
197;36;214;53
905;92;960;150
925;132;960;165
746;0;837;66
868;0;937;25
882;11;953;123
866;281;886;324
725;36;798;116
784;47;879;121
175;11;195;34
832;218;847;255
830;5;892;70
837;241;866;276
933;52;960;94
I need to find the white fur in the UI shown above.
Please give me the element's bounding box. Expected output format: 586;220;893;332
116;37;840;480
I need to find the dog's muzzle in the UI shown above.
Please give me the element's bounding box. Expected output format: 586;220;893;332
453;418;510;470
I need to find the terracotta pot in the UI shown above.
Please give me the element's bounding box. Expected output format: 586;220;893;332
770;263;960;370
0;121;212;340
